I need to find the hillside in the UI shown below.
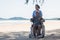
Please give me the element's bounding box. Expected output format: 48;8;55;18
0;17;29;20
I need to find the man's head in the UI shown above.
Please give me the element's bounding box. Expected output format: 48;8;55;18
35;4;40;10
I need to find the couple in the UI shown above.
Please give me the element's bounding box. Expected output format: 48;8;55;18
30;4;45;38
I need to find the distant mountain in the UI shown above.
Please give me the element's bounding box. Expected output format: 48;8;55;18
46;18;60;20
0;18;6;20
8;17;29;20
0;17;29;20
0;17;60;20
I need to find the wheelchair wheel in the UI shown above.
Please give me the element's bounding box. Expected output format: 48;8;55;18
29;33;35;38
41;24;45;38
29;34;32;38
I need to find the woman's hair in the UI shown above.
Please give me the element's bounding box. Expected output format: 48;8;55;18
35;4;40;9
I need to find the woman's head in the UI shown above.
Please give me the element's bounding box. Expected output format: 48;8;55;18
35;4;40;10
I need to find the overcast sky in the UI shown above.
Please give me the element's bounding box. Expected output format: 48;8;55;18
0;0;60;19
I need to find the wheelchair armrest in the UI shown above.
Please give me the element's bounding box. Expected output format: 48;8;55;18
30;18;34;22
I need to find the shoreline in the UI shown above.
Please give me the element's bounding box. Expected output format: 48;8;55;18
0;20;60;32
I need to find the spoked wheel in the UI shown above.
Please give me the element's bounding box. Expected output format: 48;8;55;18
41;24;45;38
29;33;36;38
29;34;32;38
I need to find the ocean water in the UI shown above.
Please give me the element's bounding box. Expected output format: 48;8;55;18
0;20;60;24
0;20;31;25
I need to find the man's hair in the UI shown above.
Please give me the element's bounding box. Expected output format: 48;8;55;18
35;4;40;9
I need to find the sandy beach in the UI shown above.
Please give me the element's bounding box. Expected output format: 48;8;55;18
0;20;60;40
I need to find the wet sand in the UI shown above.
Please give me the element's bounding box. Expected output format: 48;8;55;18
0;20;60;40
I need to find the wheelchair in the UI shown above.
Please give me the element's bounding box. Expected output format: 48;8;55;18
29;18;45;38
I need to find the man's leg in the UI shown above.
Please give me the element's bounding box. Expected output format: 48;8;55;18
37;25;42;36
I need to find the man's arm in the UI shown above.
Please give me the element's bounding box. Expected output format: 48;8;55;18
39;10;43;17
32;11;36;18
30;11;35;22
38;10;43;20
